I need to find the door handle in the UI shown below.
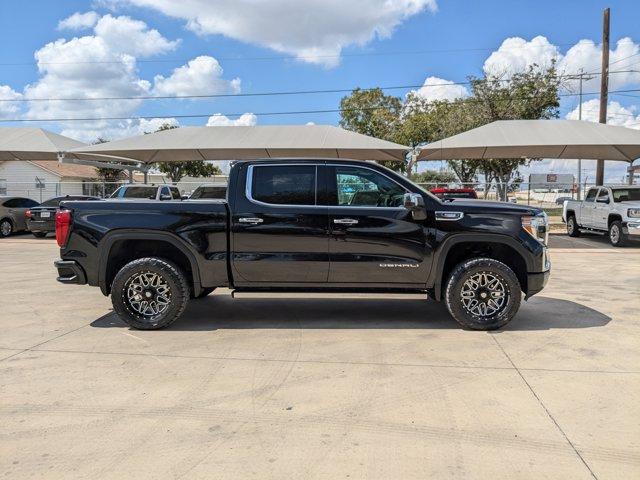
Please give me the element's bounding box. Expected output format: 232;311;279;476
238;217;263;224
333;218;358;225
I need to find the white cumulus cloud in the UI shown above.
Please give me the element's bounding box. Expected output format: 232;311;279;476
153;56;240;97
206;113;257;127
57;11;100;30
483;36;561;77
566;99;640;129
409;76;469;102
483;35;640;91
0;85;23;119
103;0;437;67
23;14;181;142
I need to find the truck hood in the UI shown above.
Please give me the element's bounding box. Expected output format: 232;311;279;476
441;199;542;216
618;200;640;208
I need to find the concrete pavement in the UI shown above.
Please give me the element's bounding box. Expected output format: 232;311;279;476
1;234;638;479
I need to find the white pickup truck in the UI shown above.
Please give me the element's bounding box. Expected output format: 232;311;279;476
562;186;640;246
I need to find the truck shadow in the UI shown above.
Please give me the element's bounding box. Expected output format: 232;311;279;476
90;295;611;332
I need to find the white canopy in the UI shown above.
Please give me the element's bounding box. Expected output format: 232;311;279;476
0;127;85;161
67;125;410;163
418;120;640;162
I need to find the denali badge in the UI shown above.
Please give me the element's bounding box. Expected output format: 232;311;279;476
379;263;419;268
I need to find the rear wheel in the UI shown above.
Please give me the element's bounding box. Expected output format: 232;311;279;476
0;219;13;238
608;221;628;247
32;232;47;238
566;215;580;237
445;258;521;330
111;257;190;330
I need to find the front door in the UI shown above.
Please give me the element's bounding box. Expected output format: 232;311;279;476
593;188;611;229
326;165;431;286
581;188;599;227
231;163;329;284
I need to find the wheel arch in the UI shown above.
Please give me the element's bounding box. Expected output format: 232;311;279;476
429;234;533;301
99;230;202;296
608;213;622;228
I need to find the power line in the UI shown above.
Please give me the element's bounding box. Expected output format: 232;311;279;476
1;70;636;103
3;88;639;124
0;43;579;67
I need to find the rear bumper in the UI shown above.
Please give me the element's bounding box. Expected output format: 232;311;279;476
27;219;55;233
623;221;640;237
54;260;87;285
526;269;550;299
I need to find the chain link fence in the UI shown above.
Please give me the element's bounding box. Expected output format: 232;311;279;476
0;180;607;205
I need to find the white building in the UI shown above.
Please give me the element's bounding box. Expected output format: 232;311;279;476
0;160;99;202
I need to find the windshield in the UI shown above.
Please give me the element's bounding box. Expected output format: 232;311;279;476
612;188;640;202
122;187;157;199
190;186;227;199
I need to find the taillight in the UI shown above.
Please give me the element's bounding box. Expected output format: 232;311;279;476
25;210;32;218
55;210;72;248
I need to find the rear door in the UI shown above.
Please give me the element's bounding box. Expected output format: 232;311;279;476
326;164;431;285
230;162;329;284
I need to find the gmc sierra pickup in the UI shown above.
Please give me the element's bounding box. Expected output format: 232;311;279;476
54;159;550;331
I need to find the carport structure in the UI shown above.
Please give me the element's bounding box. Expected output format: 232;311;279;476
0;127;85;161
65;124;410;164
418;119;640;187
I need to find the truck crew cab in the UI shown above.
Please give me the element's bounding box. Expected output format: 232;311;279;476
54;159;550;331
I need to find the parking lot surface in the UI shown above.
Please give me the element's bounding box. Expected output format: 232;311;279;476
1;234;639;479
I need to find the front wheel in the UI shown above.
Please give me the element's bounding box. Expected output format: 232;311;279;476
0;219;13;238
111;257;190;330
566;215;580;237
445;258;522;330
608;221;628;247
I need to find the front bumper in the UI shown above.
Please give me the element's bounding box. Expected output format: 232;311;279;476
526;269;550;299
623;221;640;237
54;260;87;285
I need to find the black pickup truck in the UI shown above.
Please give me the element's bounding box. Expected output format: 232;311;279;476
54;159;550;330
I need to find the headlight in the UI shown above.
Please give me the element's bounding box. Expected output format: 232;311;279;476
522;212;549;244
628;208;640;218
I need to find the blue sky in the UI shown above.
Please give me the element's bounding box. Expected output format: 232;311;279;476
1;0;639;180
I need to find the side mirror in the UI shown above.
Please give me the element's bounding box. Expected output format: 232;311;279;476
403;193;427;220
596;197;609;204
159;194;172;201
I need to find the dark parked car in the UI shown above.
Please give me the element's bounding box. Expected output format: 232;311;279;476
0;196;40;237
189;183;228;200
55;159;550;331
110;184;182;200
26;195;100;238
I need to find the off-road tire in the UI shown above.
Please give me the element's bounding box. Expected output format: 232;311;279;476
566;215;580;237
0;218;13;238
192;287;216;299
445;258;522;331
111;257;190;330
608;220;628;247
32;232;47;238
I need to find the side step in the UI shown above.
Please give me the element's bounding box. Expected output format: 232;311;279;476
230;288;429;299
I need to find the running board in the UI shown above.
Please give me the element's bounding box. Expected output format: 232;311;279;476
230;288;429;299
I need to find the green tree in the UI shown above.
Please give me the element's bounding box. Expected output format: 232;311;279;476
153;123;222;182
339;88;404;172
410;169;457;186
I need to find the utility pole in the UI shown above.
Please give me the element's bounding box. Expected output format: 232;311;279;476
596;7;610;186
576;70;595;199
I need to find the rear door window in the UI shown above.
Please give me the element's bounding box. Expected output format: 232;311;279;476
169;187;181;199
250;165;316;205
123;187;158;199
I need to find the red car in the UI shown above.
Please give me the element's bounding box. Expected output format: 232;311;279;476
430;187;478;200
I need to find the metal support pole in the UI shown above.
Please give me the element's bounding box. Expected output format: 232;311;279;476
596;7;610;186
577;72;583;200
